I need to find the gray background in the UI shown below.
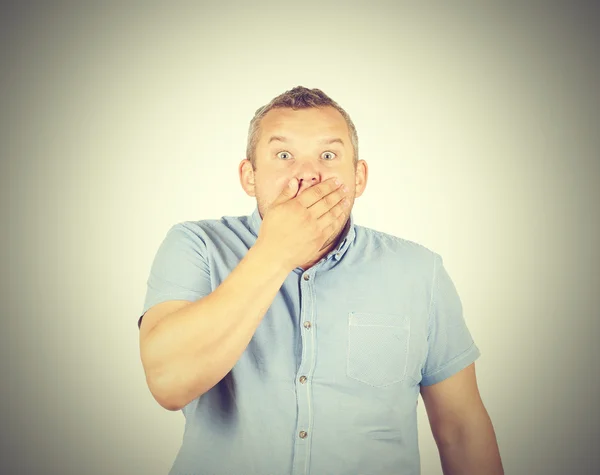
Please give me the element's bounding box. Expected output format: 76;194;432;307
1;1;599;474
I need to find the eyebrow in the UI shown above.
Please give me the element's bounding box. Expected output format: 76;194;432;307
267;135;345;146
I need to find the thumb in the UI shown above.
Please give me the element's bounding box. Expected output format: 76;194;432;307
274;178;298;204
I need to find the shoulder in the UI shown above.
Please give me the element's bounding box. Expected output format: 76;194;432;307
354;224;441;271
165;213;252;247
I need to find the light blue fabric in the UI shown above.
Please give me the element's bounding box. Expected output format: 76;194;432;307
140;205;480;475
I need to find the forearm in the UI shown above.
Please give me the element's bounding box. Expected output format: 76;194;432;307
437;411;504;475
142;243;290;410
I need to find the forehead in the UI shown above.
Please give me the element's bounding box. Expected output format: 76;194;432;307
259;106;350;142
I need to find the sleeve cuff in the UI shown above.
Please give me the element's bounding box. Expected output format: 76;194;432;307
137;292;204;329
420;342;481;386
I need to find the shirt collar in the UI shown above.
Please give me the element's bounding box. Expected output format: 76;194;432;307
248;204;356;264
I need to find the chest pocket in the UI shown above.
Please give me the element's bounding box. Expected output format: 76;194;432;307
346;312;412;387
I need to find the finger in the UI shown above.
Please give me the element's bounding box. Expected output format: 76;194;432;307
313;190;348;223
307;182;348;219
295;177;342;209
317;195;349;237
271;178;299;206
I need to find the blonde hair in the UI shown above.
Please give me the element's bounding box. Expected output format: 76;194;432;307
246;86;359;170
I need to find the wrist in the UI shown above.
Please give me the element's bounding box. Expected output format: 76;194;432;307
248;241;291;276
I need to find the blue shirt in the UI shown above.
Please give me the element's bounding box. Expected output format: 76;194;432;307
139;205;480;475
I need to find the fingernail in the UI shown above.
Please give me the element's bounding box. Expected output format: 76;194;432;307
335;178;341;185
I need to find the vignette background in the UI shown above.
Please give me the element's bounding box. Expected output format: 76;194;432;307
1;1;599;474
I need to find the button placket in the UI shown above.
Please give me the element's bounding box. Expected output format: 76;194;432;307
295;271;313;451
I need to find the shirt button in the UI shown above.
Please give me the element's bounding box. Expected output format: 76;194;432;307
299;431;308;439
303;321;311;329
299;375;307;384
335;253;341;259
303;274;310;281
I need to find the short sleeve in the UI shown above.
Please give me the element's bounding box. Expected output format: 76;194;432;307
138;223;212;329
421;254;481;386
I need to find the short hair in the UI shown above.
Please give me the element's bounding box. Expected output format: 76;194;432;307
246;86;359;171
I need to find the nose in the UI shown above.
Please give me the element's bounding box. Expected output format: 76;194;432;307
293;161;337;195
294;163;319;194
297;177;318;194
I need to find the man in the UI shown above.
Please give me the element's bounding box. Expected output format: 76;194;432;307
138;86;504;474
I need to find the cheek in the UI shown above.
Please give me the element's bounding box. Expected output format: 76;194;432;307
254;176;290;200
336;172;354;188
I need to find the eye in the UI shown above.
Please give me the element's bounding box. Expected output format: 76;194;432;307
321;151;337;160
276;151;292;160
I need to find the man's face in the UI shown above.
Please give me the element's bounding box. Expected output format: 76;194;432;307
240;106;367;242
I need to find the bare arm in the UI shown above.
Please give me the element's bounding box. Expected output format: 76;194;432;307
436;408;504;475
139;176;349;411
421;363;504;474
140;243;289;411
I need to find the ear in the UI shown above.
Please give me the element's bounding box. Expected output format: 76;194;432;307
354;159;368;198
239;159;256;197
